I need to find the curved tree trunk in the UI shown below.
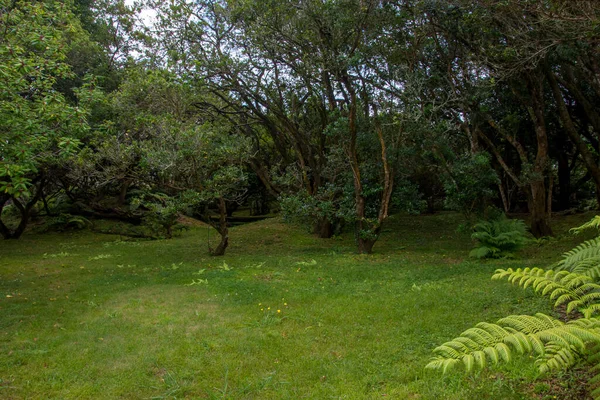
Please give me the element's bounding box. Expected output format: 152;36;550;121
210;196;229;256
0;194;13;239
0;181;44;239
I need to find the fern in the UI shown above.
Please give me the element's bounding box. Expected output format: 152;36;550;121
555;237;600;273
493;267;600;318
570;216;600;235
429;215;600;399
535;342;580;374
469;217;528;259
43;213;92;232
427;314;600;374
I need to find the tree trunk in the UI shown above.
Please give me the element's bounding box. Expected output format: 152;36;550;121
498;182;510;213
10;205;30;239
314;217;334;239
547;69;600;209
117;179;131;206
358;237;376;254
426;197;436;214
210;196;229;256
0;181;44;239
212;234;229;256
0;195;13;239
557;152;571;210
524;71;553;237
528;180;553;238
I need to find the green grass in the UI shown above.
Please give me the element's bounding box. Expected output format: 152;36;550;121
0;212;596;399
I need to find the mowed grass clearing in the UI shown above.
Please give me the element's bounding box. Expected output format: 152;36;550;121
0;212;595;399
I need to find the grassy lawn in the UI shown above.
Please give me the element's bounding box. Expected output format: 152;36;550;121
0;212;596;399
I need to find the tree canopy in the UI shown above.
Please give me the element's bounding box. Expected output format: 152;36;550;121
3;0;600;253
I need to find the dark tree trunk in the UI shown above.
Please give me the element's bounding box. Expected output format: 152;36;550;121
0;180;44;239
527;180;553;238
10;203;31;239
557;152;571;210
358;237;377;254
314;217;334;239
547;69;600;210
525;71;553;237
210;197;229;256
0;195;13;239
117;179;131;206
498;182;510;213
426;197;436;214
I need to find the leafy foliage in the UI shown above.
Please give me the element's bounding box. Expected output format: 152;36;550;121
429;216;600;399
42;213;92;232
570;216;600;235
441;152;499;219
556;238;600;274
493;268;600;318
0;0;91;238
427;313;600;374
469;217;528;259
130;192;184;239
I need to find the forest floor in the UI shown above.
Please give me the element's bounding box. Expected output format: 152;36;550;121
0;211;597;399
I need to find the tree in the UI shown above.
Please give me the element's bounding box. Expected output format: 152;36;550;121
152;0;430;253
0;0;90;239
424;0;561;236
144;122;250;255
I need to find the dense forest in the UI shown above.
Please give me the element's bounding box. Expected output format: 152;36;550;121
3;0;600;254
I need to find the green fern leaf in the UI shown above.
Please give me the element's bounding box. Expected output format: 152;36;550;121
570;216;600;235
556;238;600;272
428;314;600;375
494;268;600;317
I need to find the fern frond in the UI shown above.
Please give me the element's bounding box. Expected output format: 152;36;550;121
535;342;579;375
556;238;600;272
570;216;600;235
578;264;600;280
427;314;600;375
583;343;600;400
493;268;600;317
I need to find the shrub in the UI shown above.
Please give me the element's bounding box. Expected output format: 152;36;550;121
469;217;528;259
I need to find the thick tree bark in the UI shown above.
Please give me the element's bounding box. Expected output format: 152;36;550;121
343;81;394;254
357;236;377;254
524;73;554;237
477;73;554;237
498;182;510;213
117;179;131;206
528;180;553;238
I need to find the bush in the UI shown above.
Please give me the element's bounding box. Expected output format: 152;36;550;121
469;216;528;259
